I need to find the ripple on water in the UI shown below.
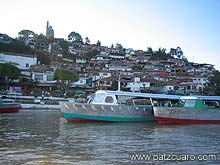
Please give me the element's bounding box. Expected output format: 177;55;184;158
1;111;220;164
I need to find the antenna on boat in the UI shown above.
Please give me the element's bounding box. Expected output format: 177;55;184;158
118;72;121;91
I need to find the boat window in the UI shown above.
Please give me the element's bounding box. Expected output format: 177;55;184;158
132;99;151;105
93;93;105;103
105;96;114;103
121;99;133;105
204;101;219;108
184;99;196;108
157;100;172;107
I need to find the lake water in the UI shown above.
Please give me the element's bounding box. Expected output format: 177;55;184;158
0;110;220;165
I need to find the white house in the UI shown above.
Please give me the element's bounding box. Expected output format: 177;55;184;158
76;57;87;64
109;53;126;60
192;77;208;86
0;52;37;70
92;72;112;81
32;71;55;83
74;77;87;87
161;85;175;93
126;77;150;92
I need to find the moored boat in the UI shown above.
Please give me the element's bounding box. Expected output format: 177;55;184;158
60;90;156;122
153;96;220;124
0;104;21;113
0;97;21;113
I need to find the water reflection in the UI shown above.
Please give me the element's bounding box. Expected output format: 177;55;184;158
0;110;220;164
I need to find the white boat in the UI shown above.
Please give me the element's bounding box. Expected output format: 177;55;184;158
60;90;158;122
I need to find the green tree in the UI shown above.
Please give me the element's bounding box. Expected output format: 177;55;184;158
204;71;220;96
147;47;153;53
36;51;50;65
115;43;123;50
68;31;83;43
96;40;101;46
169;47;183;59
150;51;171;61
85;37;90;44
53;69;79;95
18;30;35;42
0;63;21;88
0;39;34;54
47;36;55;43
34;34;47;42
110;80;118;91
60;40;69;56
0;63;20;80
84;49;99;59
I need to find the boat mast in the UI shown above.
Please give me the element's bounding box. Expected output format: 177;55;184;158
118;72;121;91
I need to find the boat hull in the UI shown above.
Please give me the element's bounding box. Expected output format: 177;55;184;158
153;107;220;124
0;104;21;113
60;102;155;122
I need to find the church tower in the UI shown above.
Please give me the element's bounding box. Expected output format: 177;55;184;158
46;21;54;38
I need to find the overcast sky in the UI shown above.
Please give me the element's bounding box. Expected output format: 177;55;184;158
0;0;219;70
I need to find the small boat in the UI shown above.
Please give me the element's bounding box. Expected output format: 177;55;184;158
153;96;220;124
60;90;156;122
0;104;21;113
0;96;21;113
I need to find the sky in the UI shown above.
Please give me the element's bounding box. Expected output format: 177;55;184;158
0;0;220;70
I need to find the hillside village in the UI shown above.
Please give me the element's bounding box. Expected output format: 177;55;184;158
0;21;217;98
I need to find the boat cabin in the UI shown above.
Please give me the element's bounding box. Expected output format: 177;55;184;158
88;90;152;106
179;96;220;109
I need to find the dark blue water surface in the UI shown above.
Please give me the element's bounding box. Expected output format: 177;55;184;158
0;110;220;165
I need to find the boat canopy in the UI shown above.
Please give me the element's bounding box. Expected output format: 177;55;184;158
101;90;220;101
180;96;198;100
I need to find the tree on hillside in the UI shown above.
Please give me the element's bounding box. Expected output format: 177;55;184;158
0;39;34;54
85;37;90;44
53;69;79;95
60;40;69;57
36;51;50;65
150;50;171;61
68;31;83;43
170;47;183;59
147;47;153;53
18;30;35;43
34;34;47;42
96;40;101;46
84;49;99;59
110;80;118;91
0;63;21;88
0;63;20;80
47;36;55;43
158;47;166;54
204;71;220;96
115;43;123;50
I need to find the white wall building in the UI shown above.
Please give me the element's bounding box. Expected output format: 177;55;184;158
0;52;37;70
74;77;87;86
92;72;112;81
32;71;55;83
126;77;150;92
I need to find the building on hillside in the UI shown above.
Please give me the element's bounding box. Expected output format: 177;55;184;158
0;52;37;70
31;65;54;82
126;77;151;92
